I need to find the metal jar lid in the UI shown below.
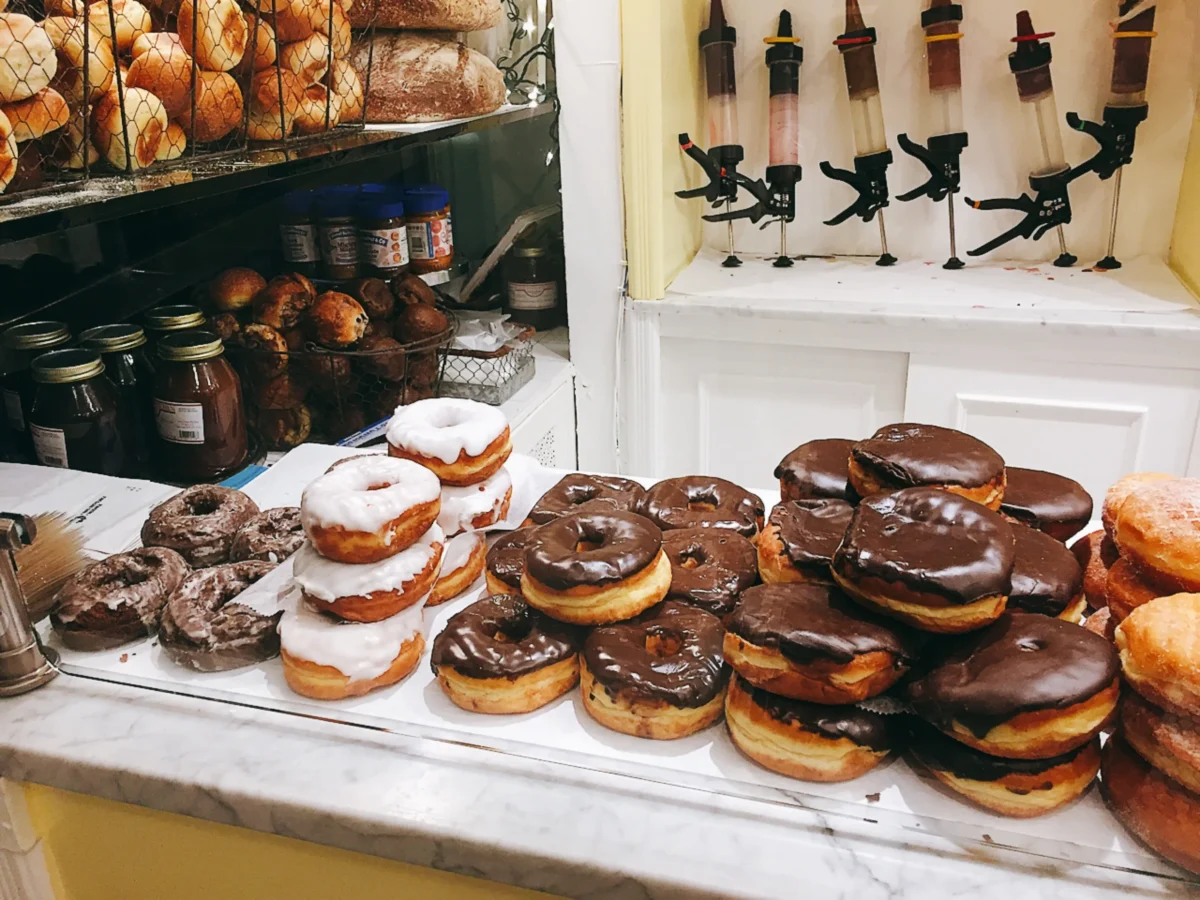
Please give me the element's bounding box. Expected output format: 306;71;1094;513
3;321;71;351
144;304;206;333
31;349;105;384
512;246;547;258
158;330;224;362
79;323;147;353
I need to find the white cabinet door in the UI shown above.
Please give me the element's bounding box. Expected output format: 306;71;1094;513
905;356;1200;506
511;377;578;469
658;338;908;488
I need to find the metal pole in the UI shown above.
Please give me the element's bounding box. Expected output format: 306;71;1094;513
876;211;897;266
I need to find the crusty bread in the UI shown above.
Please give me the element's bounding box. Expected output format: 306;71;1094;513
350;33;504;123
0;14;57;104
1;87;69;141
349;0;499;31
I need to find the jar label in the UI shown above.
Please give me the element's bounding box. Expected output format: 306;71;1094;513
508;281;559;311
407;217;453;262
30;424;67;468
3;390;24;432
154;399;205;445
320;225;359;267
360;226;410;271
281;224;319;264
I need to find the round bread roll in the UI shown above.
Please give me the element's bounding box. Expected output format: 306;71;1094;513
241;12;277;71
1;87;69;141
209;267;265;312
327;58;361;122
280;33;330;85
316;1;349;58
156;120;187;160
43;0;84;15
43;16;115;104
91;86;166;170
294;83;335;133
126;42;193;118
0;15;57;105
270;0;325;42
178;0;247;72
87;0;151;53
45;104;99;169
131;31;184;59
176;70;243;142
247;66;303;140
0;111;17;193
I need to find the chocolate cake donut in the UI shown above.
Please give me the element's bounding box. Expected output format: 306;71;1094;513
51;547;190;651
661;527;757;618
485;526;534;595
158;561;282;672
758;498;854;585
638;476;764;538
230;507;304;563
774;438;855;503
1000;467;1093;542
142;485;260;568
1008;522;1085;621
526;473;647;525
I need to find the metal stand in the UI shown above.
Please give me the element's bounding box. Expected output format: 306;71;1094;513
0;515;57;697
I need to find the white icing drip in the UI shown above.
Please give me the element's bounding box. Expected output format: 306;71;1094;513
385;398;508;465
436;466;513;536
291;525;444;603
300;456;440;536
279;593;428;682
439;531;485;578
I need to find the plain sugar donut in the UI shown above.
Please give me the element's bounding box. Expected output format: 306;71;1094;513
386;398;512;486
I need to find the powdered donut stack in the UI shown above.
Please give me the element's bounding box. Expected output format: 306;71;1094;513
281;454;443;700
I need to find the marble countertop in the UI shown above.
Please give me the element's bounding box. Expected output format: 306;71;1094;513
0;672;1193;899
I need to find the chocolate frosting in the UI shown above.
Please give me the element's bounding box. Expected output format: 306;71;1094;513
728;583;924;666
430;594;582;679
486;526;535;590
906;612;1119;738
528;474;647;525
908;719;1091;782
851;423;1004;489
737;676;896;752
142;485;261;568
662;527;757;617
1000;467;1094;532
639;476;764;537
832;487;1015;604
769;498;854;575
1008;523;1084;616
584;600;728;708
774;438;855;501
525;510;662;590
230;507;304;563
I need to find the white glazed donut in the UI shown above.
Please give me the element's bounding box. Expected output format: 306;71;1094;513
429;531;486;606
291;524;443;622
300;456;440;563
436;466;513;537
387;398;512;486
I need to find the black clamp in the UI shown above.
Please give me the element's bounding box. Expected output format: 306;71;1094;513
964;167;1085;265
675;134;744;207
702;164;802;226
820;149;893;226
896;132;968;203
1066;104;1149;181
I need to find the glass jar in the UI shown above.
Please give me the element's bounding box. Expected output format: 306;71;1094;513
144;304;207;349
153;331;248;482
279;190;319;278
28;348;127;476
79;324;156;479
404;185;454;278
316;185;362;281
504;245;561;329
1;320;71;463
356;188;410;279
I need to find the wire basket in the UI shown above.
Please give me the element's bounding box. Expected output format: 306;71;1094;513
439;324;535;405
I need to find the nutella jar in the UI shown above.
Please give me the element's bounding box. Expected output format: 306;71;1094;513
1;320;71;463
316;185;362;281
154;331;248;482
144;305;207;349
79;324;156;478
28;349;128;476
356;188;410;278
279;190;319;278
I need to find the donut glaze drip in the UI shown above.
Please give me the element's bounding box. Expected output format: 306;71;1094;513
528;473;647;525
909;719;1090;782
441;530;485;577
639;476;764;537
584;601;727;708
437;466;512;536
833;487;1016;604
737;676;895;751
770;498;854;573
728;583;922;666
852;423;1004;489
431;594;581;679
486;526;535;589
280;595;427;682
1008;523;1084;617
525;510;662;590
291;524;444;602
774;438;855;501
906;612;1120;738
1000;467;1093;534
662;527;757;617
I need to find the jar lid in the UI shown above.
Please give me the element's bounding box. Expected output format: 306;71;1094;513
31;348;104;384
79;323;147;353
144;304;206;332
316;184;362;218
403;185;450;215
280;189;316;216
158;330;224;362
356;188;406;220
512;245;547;258
3;320;71;351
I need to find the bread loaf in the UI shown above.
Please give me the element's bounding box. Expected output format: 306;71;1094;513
1;87;69;141
349;33;504;123
348;0;499;32
0;15;57;104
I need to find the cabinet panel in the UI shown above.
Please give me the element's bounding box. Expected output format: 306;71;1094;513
511;378;578;469
658;339;907;487
905;357;1200;507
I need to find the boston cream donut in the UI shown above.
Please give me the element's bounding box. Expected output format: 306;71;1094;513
581;600;728;740
849;423;1006;510
430;593;582;714
486;526;533;596
279;595;427;700
522;510;671;625
725;676;896;782
300;456;440;564
661;527;757;619
291;525;444;622
387;398;512;486
1008;523;1086;622
831;487;1016;634
1121;690;1200;796
638;476;764;538
429;531;487;606
526;473;646;525
757;498;853;585
1115;592;1200;717
774;438;855;503
1114;478;1200;593
724;583;922;704
436;466;513;537
910;721;1100;818
999;467;1093;542
907;612;1120;759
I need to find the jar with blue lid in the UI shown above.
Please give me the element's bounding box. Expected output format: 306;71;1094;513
356;187;411;278
403;184;454;276
316;185;362;280
278;190;319;277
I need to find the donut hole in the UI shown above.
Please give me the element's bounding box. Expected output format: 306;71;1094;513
687;500;718;512
645;628;683;658
678;547;708;570
186;496;223;516
566;485;599;505
365;482;393;492
575;539;605;553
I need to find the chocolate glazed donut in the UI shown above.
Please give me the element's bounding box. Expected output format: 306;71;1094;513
142;485;261;568
230;507;304;563
662;527;757;618
158;561;282;672
1008;523;1085;620
527;474;647;525
759;498;854;584
639;476;764;538
1000;467;1093;542
486;526;535;594
774;438;856;503
432;594;582;680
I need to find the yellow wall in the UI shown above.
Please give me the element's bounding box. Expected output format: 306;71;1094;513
1170;104;1200;298
24;783;559;900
